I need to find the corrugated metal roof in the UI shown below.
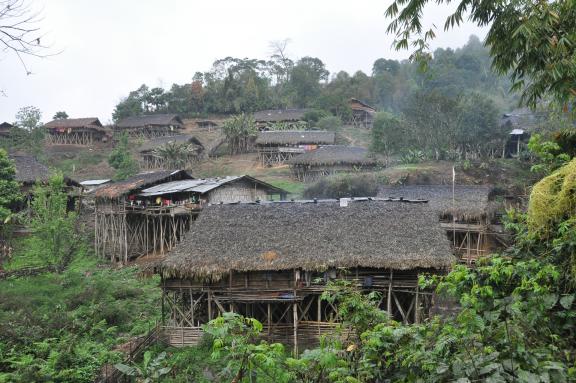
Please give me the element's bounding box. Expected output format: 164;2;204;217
80;179;111;186
510;129;525;135
138;175;286;197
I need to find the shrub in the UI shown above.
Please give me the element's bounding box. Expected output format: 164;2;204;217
316;116;342;131
303;174;379;199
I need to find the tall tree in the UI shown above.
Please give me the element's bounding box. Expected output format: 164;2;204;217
289;57;329;107
52;111;68;120
0;149;22;224
385;0;576;106
108;133;139;180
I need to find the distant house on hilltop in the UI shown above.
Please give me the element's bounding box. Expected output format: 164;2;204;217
138;135;205;170
287;145;378;182
253;109;307;130
255;130;335;166
0;122;13;138
115;114;184;139
44;118;109;145
349;98;376;129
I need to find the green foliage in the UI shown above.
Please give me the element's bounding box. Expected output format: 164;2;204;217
370;112;407;161
222;113;257;154
554;128;576;158
52;111;69;120
4;106;46;158
0;149;22;224
302;174;380;199
115;351;171;382
108;132;139;180
0;265;161;382
303;109;330;125
316;116;342;132
400;149;426;164
152;141;201;169
528;133;571;174
15;106;42;131
23;174;83;269
385;0;576;106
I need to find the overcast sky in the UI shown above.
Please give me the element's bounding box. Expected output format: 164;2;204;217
0;0;487;123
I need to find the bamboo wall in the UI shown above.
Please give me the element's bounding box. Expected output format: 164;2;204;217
206;180;271;204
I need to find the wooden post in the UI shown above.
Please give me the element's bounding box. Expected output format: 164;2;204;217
387;270;393;315
293;303;298;356
415;283;420;324
207;291;212;320
267;303;271;336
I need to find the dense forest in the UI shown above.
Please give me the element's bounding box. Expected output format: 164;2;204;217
112;35;516;121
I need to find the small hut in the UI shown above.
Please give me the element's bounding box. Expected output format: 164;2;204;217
255;131;336;166
10;155;82;210
378;185;505;263
287;146;378;182
138;135;205;170
94;170;194;262
138;175;287;204
44;118;109;145
253;109;307;130
0;122;13;138
115;114;184;139
156;198;454;349
349;98;376;129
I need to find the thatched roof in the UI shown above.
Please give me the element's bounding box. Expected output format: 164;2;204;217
44;118;107;132
0;122;13;130
253;109;307;122
378;185;495;221
159;199;455;279
115;114;184;129
138;135;204;153
94;170;192;199
10;155;81;187
10;155;49;184
287;146;377;166
255;131;335;146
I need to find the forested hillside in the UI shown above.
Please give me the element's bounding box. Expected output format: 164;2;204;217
113;36;515;121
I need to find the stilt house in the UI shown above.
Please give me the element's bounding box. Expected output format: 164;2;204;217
156;198;454;349
115;114;184;139
253;109;307;130
255;131;335;166
349;98;376;129
138;135;205;170
44;118;109;145
137;175;287;205
94;171;287;262
94;170;194;263
378;185;505;264
287;146;379;182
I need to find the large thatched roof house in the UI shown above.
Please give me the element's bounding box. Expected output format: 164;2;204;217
287;145;379;181
138;135;205;170
157;198;454;348
378;185;503;263
255;130;336;166
44;117;109;145
115;114;184;139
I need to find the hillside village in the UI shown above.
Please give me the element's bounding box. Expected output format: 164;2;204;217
1;1;576;382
